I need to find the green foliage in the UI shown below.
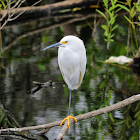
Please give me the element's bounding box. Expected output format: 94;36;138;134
0;108;5;126
117;1;140;54
37;63;46;72
97;0;140;54
99;80;106;89
0;0;17;10
97;0;119;50
0;106;20;128
0;0;7;10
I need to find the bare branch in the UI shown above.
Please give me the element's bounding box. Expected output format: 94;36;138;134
35;128;50;135
0;0;42;30
7;0;11;18
56;94;140;139
0;19;9;29
0;94;140;140
9;0;42;21
0;120;61;133
10;0;26;18
11;0;24;10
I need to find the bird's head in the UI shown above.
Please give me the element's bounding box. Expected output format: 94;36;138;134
43;35;83;50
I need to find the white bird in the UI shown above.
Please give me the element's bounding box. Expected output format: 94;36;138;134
43;35;86;129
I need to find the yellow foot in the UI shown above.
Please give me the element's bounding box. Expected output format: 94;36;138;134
60;115;77;129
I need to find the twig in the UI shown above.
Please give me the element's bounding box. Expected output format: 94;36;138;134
9;0;42;21
133;22;140;24
0;0;42;30
9;0;26;19
35;128;50;135
27;80;53;94
11;0;24;10
0;94;140;139
33;80;53;86
0;121;61;133
0;133;37;140
56;94;140;139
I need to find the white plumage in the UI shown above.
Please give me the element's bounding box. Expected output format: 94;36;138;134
58;35;86;90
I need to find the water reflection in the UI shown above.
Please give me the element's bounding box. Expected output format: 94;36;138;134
0;15;140;140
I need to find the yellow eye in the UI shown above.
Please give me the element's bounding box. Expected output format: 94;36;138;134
61;41;68;44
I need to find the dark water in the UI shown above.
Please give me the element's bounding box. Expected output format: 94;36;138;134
0;15;140;140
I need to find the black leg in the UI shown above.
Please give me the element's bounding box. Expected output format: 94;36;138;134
68;89;72;116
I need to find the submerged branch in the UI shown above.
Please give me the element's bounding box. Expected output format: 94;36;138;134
0;94;140;139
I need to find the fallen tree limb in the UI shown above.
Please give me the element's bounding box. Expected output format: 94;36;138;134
0;121;61;133
57;94;140;139
3;11;128;51
1;0;95;15
0;0;42;30
0;94;140;139
1;0;100;27
3;13;99;51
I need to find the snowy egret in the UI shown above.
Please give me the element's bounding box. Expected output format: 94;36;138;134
43;35;87;129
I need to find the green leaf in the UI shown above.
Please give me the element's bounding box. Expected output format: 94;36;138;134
110;17;116;25
37;63;46;71
106;9;112;16
109;113;115;122
114;120;124;125
111;0;114;7
42;36;47;43
134;102;140;111
0;111;5;122
108;90;111;98
124;15;132;24
103;74;108;79
135;4;140;12
117;4;130;12
126;117;130;128
110;34;115;38
115;7;122;13
99;120;102;128
104;38;108;42
104;119;113;130
99;80;106;89
104;30;108;36
130;7;136;18
109;5;118;12
132;11;136;18
110;39;114;42
111;24;118;31
101;135;104;140
101;25;107;30
138;114;140;120
72;7;82;12
96;9;106;19
1;0;7;9
114;0;118;4
124;15;135;29
134;111;140;118
103;0;108;8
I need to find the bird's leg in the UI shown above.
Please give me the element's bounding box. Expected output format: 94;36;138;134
68;89;72;116
60;89;77;129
